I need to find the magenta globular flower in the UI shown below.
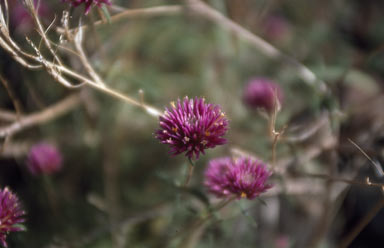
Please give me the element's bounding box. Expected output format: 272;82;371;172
0;187;26;248
243;78;283;114
204;156;273;199
27;143;62;175
62;0;111;14
156;97;229;160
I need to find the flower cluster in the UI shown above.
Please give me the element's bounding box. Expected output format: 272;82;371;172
0;188;26;248
156;97;229;160
27;143;62;175
243;78;283;114
204;156;273;199
62;0;111;14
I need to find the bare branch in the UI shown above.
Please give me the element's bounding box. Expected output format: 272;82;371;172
0;109;17;122
56;5;182;34
24;0;63;65
74;25;105;86
0;74;23;118
61;2;327;93
188;0;327;93
0;94;81;138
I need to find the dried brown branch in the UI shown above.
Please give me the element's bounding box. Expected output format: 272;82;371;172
0;94;81;138
188;0;328;93
56;5;183;34
301;173;384;188
73;26;105;86
56;2;326;92
0;140;30;158
24;0;63;66
0;4;162;117
0;74;23;118
0;109;17;122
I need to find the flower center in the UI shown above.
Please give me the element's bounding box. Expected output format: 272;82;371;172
241;173;254;184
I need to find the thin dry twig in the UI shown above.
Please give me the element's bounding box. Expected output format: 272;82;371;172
24;0;63;66
56;2;326;93
187;0;328;93
0;74;23;118
183;159;195;187
302;173;384;188
73;25;105;86
348;138;384;177
0;3;162;117
56;5;183;34
0;109;18;122
0;94;81;138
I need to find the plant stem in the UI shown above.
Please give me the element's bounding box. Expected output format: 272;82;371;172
184;159;195;187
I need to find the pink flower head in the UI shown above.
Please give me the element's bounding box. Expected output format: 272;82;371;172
204;157;233;197
0;187;26;248
62;0;111;14
263;15;291;42
204;156;273;199
27;143;62;175
243;78;283;114
156;97;229;160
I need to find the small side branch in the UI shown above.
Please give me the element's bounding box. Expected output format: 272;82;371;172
0;94;81;138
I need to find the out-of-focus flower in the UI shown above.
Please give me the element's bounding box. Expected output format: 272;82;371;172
9;0;50;34
275;234;290;248
243;78;283;114
27;143;62;175
204;156;273;199
204;157;232;197
62;0;111;14
155;97;229;160
0;187;26;248
262;15;291;43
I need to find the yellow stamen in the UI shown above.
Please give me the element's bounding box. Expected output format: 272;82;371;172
172;127;178;133
241;192;247;198
205;131;210;136
170;101;176;108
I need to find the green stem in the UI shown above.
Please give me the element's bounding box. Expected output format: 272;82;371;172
183;158;195;187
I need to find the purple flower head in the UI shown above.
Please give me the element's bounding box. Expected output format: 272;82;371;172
204;157;232;197
0;187;26;248
156;97;229;160
243;78;283;114
62;0;111;14
204;156;273;200
27;143;62;175
226;157;273;199
263;15;291;42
